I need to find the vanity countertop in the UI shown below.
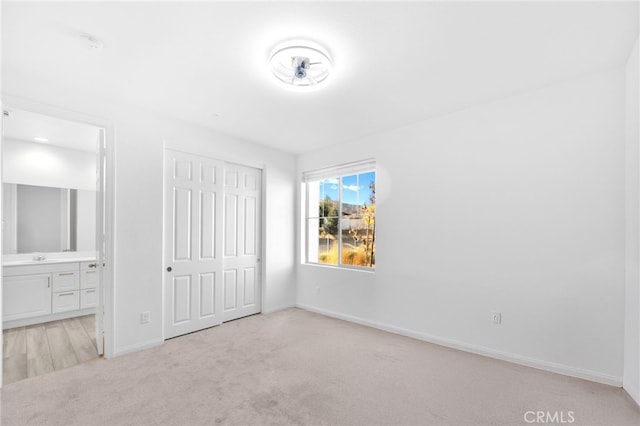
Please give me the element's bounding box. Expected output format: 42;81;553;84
3;252;97;267
3;257;97;267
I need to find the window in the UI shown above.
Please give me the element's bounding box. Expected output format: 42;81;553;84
304;160;376;269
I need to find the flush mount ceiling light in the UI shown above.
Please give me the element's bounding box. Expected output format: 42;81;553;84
269;40;332;89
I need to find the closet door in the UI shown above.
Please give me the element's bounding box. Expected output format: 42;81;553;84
164;150;224;339
220;163;262;322
164;151;262;339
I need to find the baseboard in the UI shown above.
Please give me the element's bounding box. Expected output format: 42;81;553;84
296;303;623;387
624;382;640;406
113;337;164;357
262;303;296;315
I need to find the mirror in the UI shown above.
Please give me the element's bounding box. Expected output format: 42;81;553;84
2;183;96;254
2;108;100;255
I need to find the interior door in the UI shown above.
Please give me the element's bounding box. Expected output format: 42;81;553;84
164;150;224;339
220;163;262;322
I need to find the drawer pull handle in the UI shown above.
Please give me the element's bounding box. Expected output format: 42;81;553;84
85;289;96;293
58;292;75;296
88;263;97;268
58;273;75;276
47;277;50;288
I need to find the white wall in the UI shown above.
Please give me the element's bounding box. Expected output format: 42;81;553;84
297;68;626;385
624;37;640;405
3;138;96;190
76;189;96;252
2;73;297;356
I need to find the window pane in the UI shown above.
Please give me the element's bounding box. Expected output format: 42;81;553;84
359;171;376;206
341;172;376;215
320;178;339;202
342;174;359;214
309;178;339;218
309;217;338;265
320;178;338;218
340;171;375;268
340;212;375;268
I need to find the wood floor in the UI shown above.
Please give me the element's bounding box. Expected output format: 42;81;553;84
2;315;98;385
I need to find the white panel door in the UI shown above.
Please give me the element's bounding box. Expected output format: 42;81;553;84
220;163;262;322
164;152;262;338
164;150;224;339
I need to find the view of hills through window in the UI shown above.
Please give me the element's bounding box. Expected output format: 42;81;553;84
307;170;376;268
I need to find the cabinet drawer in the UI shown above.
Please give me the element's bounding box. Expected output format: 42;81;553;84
3;274;52;321
52;271;79;292
80;288;97;309
80;270;98;289
52;290;80;313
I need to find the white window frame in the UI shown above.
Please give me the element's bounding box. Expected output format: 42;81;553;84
302;159;376;271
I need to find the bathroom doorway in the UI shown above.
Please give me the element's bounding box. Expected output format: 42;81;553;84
0;106;109;385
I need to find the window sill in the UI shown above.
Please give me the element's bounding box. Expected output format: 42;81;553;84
302;262;375;274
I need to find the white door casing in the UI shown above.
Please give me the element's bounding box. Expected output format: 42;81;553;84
164;150;262;339
95;127;106;355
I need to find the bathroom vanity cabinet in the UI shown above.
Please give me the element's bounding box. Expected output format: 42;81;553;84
3;260;97;328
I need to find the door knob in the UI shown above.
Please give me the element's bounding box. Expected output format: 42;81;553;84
166;267;172;272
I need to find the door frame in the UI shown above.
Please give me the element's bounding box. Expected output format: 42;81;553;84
0;96;116;388
162;148;265;339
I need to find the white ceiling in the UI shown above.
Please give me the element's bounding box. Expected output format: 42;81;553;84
2;1;638;155
3;109;100;153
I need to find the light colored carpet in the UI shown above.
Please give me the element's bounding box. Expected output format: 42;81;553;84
1;308;638;425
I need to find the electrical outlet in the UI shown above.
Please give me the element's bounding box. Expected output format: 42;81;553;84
491;311;502;324
141;311;150;324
